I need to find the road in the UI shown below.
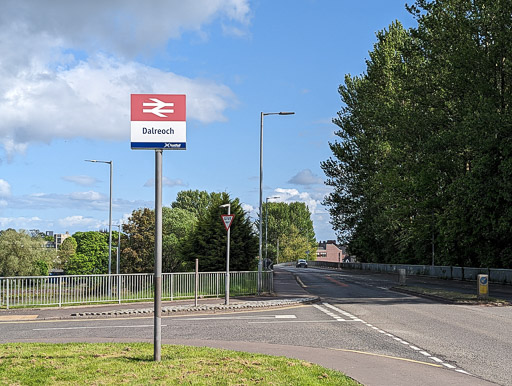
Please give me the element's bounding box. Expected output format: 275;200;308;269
1;267;509;385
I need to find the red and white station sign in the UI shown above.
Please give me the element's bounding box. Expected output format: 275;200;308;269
130;94;186;150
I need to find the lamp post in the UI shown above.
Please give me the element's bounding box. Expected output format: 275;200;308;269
220;203;231;305
85;159;113;276
259;111;294;293
265;196;279;268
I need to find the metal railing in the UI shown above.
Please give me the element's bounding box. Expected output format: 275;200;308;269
283;260;512;285
0;271;273;309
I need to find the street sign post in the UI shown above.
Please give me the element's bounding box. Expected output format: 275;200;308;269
131;94;186;362
220;213;234;305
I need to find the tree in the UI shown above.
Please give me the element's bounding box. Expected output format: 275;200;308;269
65;231;109;275
261;202;317;263
182;193;258;271
322;0;512;268
279;225;313;263
121;208;155;273
162;207;197;272
0;229;55;276
171;190;218;218
57;236;77;269
121;206;198;273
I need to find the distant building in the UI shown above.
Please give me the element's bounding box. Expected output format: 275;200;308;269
45;231;71;249
316;240;353;263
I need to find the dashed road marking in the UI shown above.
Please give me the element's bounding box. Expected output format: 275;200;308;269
319;302;471;376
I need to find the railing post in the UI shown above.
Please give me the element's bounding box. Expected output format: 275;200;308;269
118;274;121;304
170;274;174;301
58;276;62;307
6;278;9;310
195;259;199;307
217;272;219;298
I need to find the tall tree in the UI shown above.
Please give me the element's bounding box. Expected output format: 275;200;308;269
262;202;317;263
162;207;197;272
0;229;55;276
121;208;155;273
182;193;258;271
57;236;77;269
171;190;218;218
65;231;110;275
322;0;512;268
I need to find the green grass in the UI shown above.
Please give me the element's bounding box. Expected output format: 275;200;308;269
0;343;359;385
397;286;510;305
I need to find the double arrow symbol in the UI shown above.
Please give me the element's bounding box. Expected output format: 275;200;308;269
143;98;174;118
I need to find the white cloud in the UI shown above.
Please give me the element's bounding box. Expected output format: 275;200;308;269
144;177;187;188
70;191;104;201
62;175;99;187
273;187;336;241
288;169;323;186
274;188;319;214
57;215;102;229
0;0;250;157
241;203;255;215
0;179;11;197
0;216;43;229
0;1;250;61
3;192;151;213
0;56;238;154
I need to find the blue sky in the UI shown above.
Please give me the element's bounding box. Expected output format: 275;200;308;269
0;0;414;241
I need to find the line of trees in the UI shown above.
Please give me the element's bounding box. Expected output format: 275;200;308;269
322;0;512;268
0;190;317;276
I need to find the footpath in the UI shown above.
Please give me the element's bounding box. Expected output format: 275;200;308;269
0;267;500;386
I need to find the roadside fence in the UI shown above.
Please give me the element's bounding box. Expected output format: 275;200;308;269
0;271;273;309
283;261;512;285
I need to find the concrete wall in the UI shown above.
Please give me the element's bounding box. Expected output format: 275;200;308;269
302;261;512;285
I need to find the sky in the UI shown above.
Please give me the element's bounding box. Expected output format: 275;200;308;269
0;0;414;242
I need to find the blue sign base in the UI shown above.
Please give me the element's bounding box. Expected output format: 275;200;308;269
131;142;186;150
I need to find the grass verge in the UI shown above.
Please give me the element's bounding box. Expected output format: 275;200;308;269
0;343;360;385
394;286;510;306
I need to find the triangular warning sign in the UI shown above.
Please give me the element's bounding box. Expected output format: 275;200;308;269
221;214;235;231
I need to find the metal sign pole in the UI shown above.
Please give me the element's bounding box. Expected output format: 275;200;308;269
226;206;231;305
154;149;163;362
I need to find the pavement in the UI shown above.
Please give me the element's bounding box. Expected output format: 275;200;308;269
0;267;503;385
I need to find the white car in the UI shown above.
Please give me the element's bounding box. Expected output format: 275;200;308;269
296;259;308;268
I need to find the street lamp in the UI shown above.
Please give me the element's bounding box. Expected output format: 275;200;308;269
259;111;294;292
85;159;113;276
265;196;280;267
220;203;231;305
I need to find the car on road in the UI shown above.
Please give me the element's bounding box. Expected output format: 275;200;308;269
296;259;308;268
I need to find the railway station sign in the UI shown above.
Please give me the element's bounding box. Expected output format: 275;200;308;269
131;94;186;150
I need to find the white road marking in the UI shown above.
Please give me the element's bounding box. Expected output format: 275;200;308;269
318;302;468;375
33;315;298;331
34;324;157;331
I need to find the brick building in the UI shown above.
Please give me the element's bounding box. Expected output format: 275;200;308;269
316;240;349;263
